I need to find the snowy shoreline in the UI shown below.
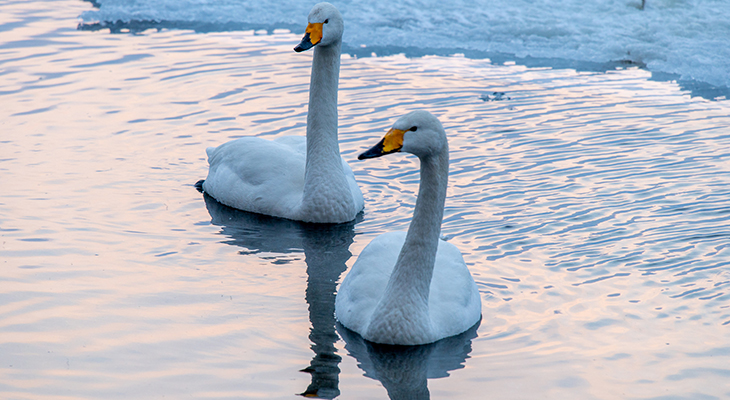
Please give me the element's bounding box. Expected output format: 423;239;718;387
80;0;730;98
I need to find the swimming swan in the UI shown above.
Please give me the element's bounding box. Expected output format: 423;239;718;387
335;111;482;345
200;3;363;223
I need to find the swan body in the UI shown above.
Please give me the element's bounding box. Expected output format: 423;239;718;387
201;3;363;223
335;111;482;345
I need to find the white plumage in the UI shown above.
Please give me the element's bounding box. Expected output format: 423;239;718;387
201;3;363;223
336;111;482;345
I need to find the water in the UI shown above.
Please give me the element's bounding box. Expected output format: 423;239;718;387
2;1;730;399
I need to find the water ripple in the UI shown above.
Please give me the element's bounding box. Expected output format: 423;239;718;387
1;3;729;398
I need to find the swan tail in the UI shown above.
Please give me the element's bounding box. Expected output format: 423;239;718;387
194;179;205;193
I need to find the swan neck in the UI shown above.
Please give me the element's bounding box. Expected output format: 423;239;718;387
301;41;354;222
305;43;341;148
395;151;449;288
382;151;448;304
411;153;448;241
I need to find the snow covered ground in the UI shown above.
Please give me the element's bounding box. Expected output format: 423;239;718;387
80;0;730;91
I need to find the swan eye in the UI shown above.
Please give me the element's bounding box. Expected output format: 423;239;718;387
324;19;329;24
409;126;418;132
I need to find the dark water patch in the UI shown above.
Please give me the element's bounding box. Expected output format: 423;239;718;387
11;106;56;116
573;273;631;287
72;53;153;69
209;88;246;100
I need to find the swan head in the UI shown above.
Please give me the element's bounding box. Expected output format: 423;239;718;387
359;110;447;160
294;2;344;52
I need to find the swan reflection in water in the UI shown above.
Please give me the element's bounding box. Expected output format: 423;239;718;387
337;321;479;400
202;193;356;398
202;194;479;399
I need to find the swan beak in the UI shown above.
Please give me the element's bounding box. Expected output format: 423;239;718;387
294;22;323;52
358;128;405;159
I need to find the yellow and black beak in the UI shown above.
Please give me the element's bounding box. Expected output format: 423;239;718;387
358;128;406;160
294;22;323;52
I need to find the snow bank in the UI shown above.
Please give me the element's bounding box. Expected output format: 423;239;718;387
80;0;730;88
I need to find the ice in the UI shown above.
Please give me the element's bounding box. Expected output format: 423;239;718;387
80;0;730;90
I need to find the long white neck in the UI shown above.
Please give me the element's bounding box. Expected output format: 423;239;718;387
365;149;449;344
300;41;355;222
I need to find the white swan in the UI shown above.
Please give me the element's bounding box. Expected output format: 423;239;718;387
335;110;482;345
200;3;363;223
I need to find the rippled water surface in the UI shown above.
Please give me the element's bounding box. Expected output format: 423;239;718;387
2;1;730;399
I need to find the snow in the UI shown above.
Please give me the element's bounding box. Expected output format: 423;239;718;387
80;0;730;89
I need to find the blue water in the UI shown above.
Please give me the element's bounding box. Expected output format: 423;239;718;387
1;1;729;399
